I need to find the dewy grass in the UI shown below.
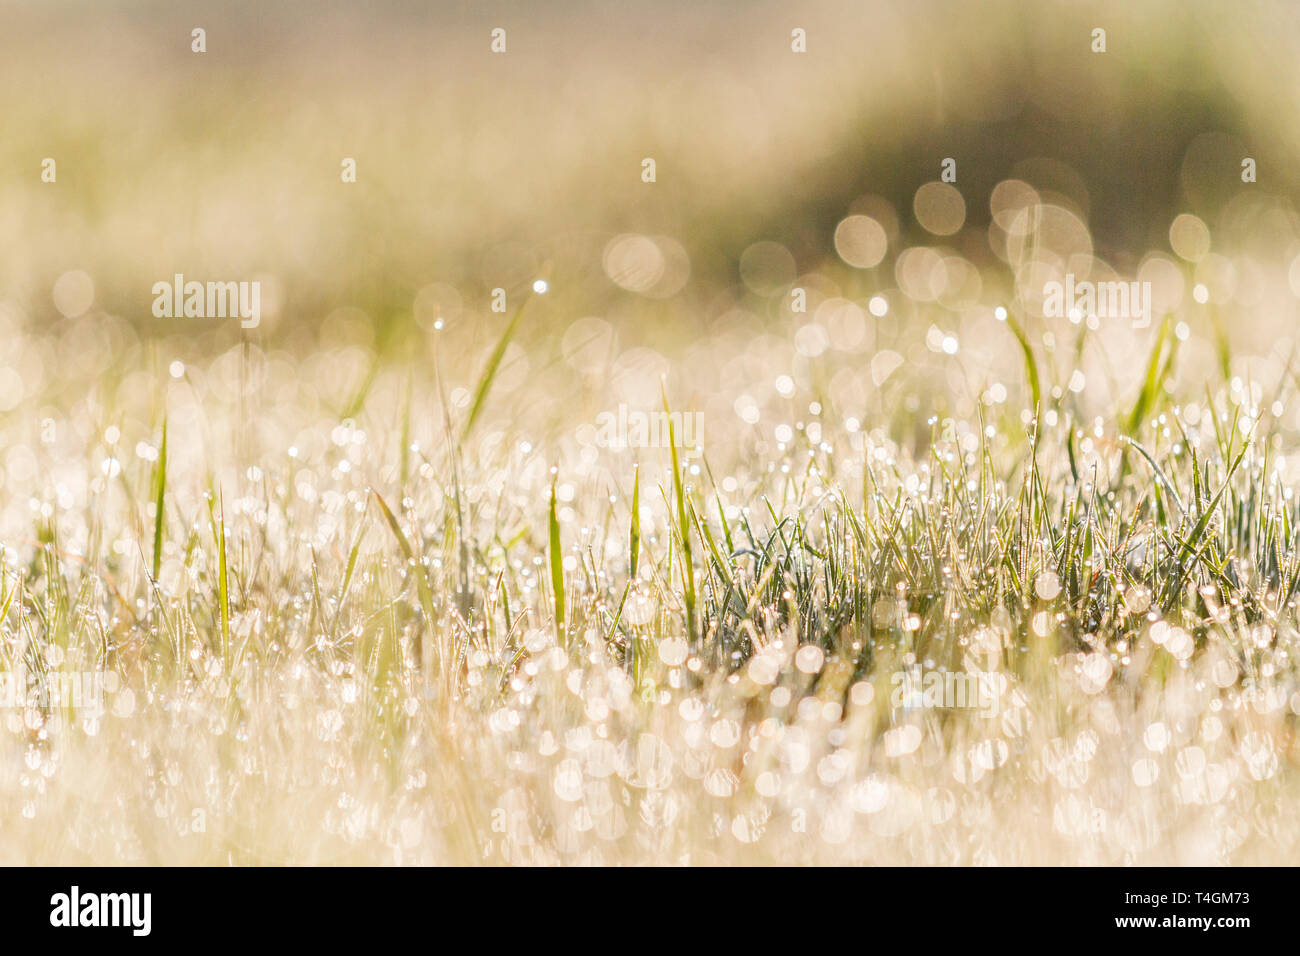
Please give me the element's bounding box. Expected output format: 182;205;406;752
548;478;566;648
150;416;167;583
9;0;1300;869
6;328;1300;863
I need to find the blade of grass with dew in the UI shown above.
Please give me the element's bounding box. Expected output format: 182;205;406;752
370;488;437;668
1004;310;1041;413
1166;437;1252;604
629;463;640;581
663;391;696;646
151;416;167;581
462;273;548;441
1121;435;1187;517
205;490;231;664
1127;317;1177;436
331;520;368;635
621;464;643;682
548;479;566;647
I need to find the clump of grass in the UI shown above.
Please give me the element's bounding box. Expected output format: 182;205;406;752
7;207;1300;868
9;356;1295;865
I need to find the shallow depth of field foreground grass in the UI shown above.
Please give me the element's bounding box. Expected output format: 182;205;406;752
7;288;1300;864
7;0;1300;865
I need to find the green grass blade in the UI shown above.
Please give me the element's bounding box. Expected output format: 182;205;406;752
629;463;640;581
462;277;547;441
151;416;167;581
549;479;566;646
1004;310;1041;413
206;490;231;663
663;388;696;644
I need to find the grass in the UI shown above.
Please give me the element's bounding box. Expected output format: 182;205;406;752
5;284;1300;866
7;0;1300;868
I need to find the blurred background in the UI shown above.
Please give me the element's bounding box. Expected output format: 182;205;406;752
1;0;1299;467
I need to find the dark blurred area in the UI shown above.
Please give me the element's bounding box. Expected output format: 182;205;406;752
0;0;1294;347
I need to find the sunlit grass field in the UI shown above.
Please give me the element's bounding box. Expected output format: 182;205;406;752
5;0;1300;864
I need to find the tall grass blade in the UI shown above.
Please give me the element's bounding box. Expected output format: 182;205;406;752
151;417;167;581
548;479;566;646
